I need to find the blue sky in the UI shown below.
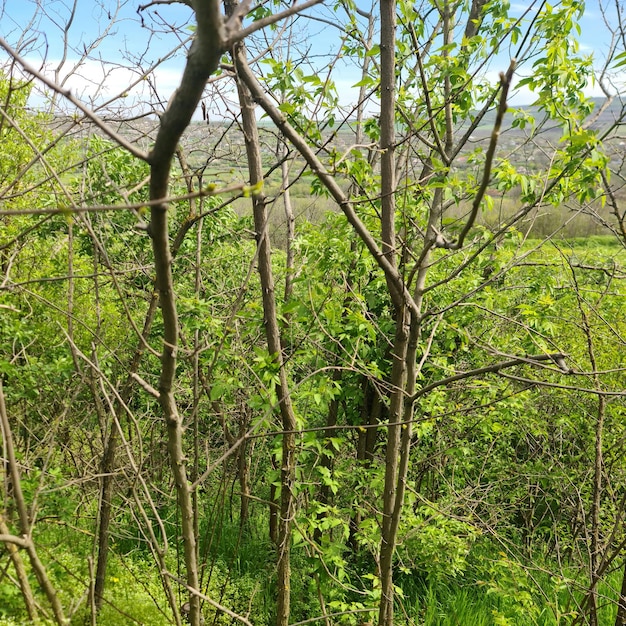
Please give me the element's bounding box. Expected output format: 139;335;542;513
0;0;620;114
0;0;194;112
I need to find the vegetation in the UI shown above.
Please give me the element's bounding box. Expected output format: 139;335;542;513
1;0;626;625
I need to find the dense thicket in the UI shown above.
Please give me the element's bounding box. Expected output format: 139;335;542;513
1;0;626;625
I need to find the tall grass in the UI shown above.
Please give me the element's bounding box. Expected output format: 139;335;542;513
400;558;623;626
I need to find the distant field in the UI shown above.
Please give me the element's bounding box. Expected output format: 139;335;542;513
50;105;626;243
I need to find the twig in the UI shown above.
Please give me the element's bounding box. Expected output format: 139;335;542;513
166;574;254;626
130;373;160;399
409;352;571;403
449;59;516;249
0;181;248;217
0;36;148;161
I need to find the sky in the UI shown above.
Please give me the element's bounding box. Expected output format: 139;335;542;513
0;0;620;116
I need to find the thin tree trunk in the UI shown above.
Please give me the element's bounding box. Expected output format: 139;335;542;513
379;318;419;625
0;512;38;622
143;9;225;623
364;390;382;463
379;0;398;303
145;7;225;620
615;558;626;626
376;0;406;622
275;139;294;546
230;40;298;626
148;202;200;626
377;314;409;626
93;291;160;612
0;381;66;625
149;190;200;625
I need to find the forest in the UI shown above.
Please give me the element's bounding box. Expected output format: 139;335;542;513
1;0;626;624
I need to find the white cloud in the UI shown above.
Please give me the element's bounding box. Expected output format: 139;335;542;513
0;54;189;117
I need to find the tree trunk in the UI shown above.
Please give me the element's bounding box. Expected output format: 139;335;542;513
376;0;406;622
377;313;409;626
0;513;38;622
93;292;160;612
146;11;224;623
0;381;66;625
230;34;299;626
615;558;626;626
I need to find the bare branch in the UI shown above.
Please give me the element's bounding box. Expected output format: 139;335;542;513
450;59;516;249
0;534;32;548
0;181;250;217
225;0;325;46
168;574;254;626
410;353;572;403
0;37;148;161
130;373;160;399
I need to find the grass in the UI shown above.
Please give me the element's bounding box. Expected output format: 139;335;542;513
1;518;625;625
400;556;624;626
413;584;506;625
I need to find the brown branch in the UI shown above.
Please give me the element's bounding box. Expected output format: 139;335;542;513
0;534;32;548
130;373;160;398
139;0;192;9
409;352;571;403
449;59;516;249
167;574;254;626
500;373;626;397
146;2;226;623
225;0;325;46
235;58;422;321
0;181;247;217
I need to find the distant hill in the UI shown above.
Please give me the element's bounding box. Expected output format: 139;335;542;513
466;96;626;138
